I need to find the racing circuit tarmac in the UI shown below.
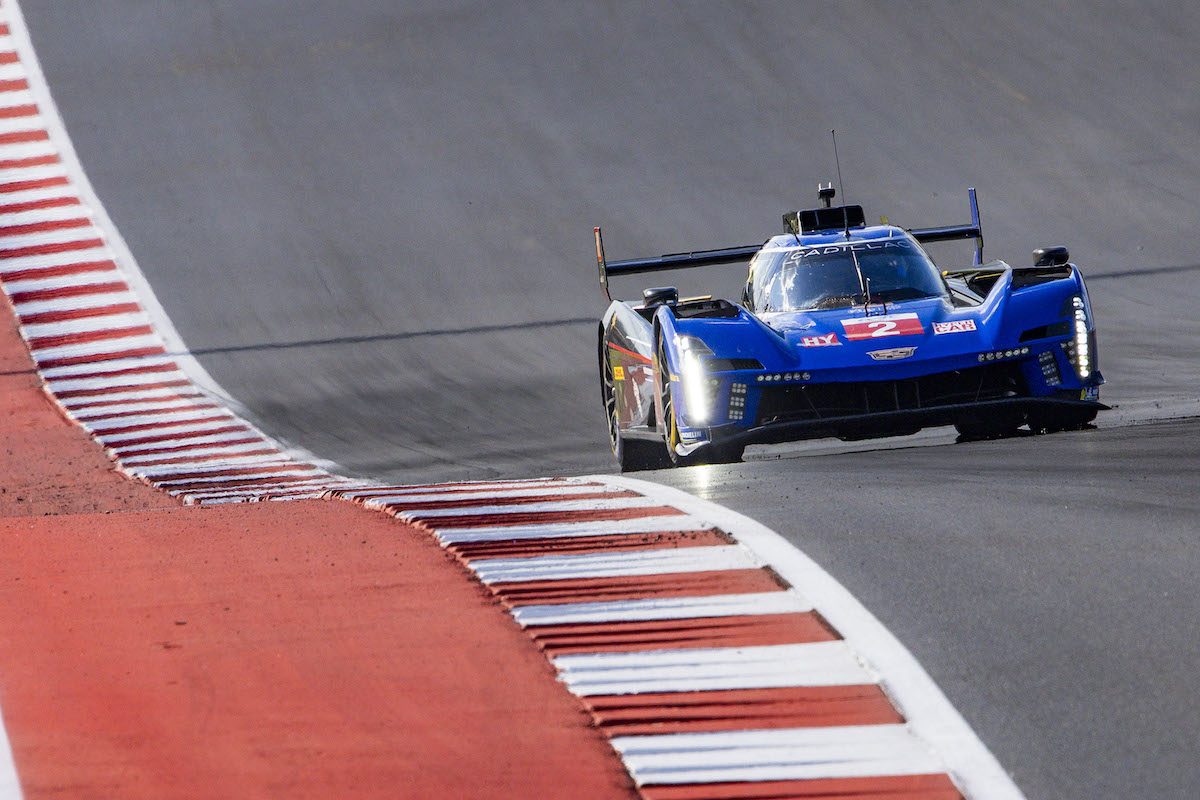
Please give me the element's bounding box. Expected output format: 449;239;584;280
19;1;1200;797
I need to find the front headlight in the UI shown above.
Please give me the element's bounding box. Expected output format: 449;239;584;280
1070;295;1091;378
677;335;714;425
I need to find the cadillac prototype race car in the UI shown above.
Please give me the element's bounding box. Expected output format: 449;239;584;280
594;186;1106;470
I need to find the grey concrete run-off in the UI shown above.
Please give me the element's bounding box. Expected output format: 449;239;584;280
20;1;1200;797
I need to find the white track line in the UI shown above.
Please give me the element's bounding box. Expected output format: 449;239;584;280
127;454;298;478
81;408;233;433
364;483;623;505
109;430;262;454
119;441;278;466
399;494;665;520
513;590;812;626
40;354;176;378
47;369;188;392
15;290;135;315
1;263;118;290
95;420;248;444
434;514;712;544
0;204;90;227
553;641;872;695
469;545;761;584
21;310;149;337
348;480;577;501
611;724;944;785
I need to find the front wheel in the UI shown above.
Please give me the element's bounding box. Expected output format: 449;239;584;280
602;345;670;471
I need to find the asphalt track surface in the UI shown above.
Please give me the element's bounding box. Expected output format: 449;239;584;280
19;1;1200;797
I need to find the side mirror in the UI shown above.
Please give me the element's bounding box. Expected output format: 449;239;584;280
1033;246;1070;267
642;286;679;308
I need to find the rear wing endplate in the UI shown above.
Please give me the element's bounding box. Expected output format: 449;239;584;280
593;226;758;302
908;187;984;266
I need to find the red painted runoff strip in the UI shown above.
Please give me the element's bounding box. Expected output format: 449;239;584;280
0;503;635;799
528;612;839;655
20;302;142;325
585;685;903;736
638;774;962;800
492;569;788;606
0;52;19;65
449;529;730;561
0;79;29;93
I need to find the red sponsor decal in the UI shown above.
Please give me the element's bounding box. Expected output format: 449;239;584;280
933;319;977;335
800;332;840;347
840;313;924;340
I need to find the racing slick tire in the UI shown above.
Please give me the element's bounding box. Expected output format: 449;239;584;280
602;343;671;471
654;334;744;468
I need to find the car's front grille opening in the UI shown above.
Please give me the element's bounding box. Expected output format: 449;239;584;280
756;362;1026;425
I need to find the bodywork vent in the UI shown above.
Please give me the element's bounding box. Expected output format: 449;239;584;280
756;363;1025;425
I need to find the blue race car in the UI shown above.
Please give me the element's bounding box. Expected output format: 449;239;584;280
594;186;1106;470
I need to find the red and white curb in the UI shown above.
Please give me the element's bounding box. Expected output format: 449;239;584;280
0;2;1025;798
331;478;1024;799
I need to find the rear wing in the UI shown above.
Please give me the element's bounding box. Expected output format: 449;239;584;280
594;226;758;302
594;187;985;300
908;188;984;266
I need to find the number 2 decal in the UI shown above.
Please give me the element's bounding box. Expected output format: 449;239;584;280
840;314;925;340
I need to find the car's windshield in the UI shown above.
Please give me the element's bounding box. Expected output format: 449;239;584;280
751;235;947;312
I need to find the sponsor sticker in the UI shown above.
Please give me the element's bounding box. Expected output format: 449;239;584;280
841;313;924;340
1081;386;1100;402
612;365;625;381
800;332;840;347
933;319;978;335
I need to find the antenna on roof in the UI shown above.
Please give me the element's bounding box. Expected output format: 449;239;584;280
831;129;850;240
